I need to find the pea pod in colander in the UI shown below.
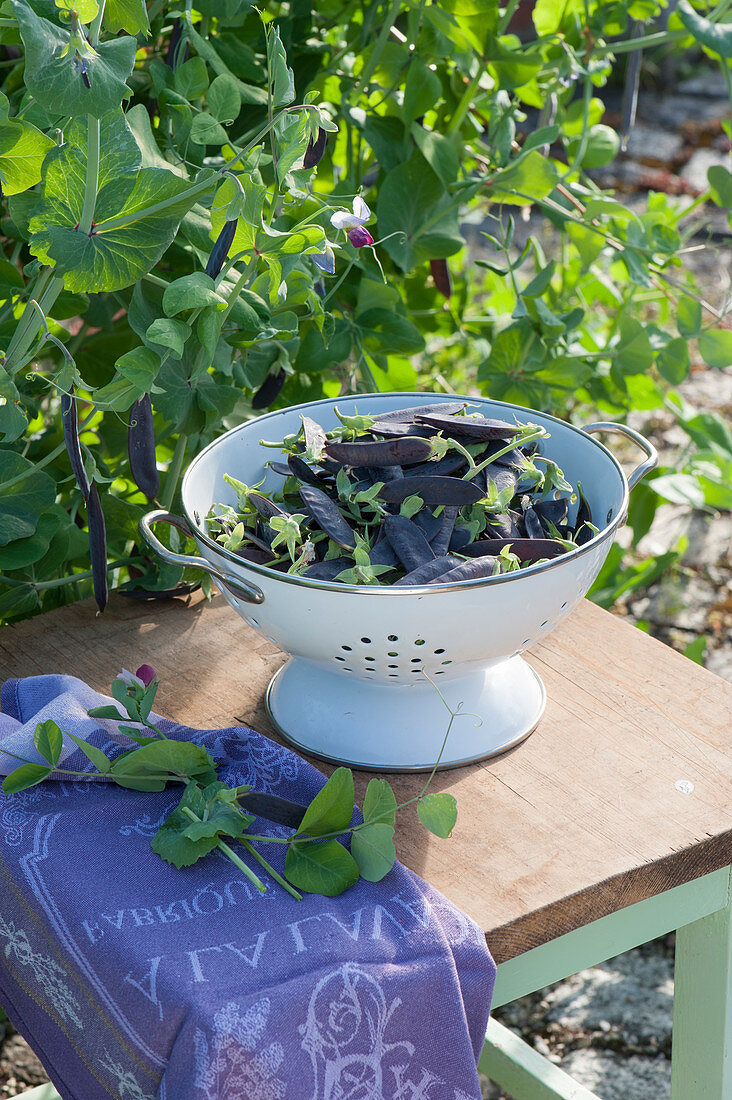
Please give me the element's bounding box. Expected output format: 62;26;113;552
379;476;485;507
414;411;524;440
324;436;433;467
383;515;435;571
299;484;356;549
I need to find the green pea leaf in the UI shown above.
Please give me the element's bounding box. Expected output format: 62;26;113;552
411;125;459;188
295;766;354;837
708;165;732;208
110;740;217;791
103;0;150;36
285;838;359;896
362;777;398;827
377;156;463;271
268;27;294;108
417;791;457;838
0;451;56;547
64;731;112;773
208;74;240;124
351;823;396;882
676;295;702;338
87;704;126;720
116;345;160;389
657;337;690;385
12;0;136;119
174;58;209;101
698;328;732;369
614;316;653;375
33;719;63;766
402;60;441;122
485;150;558;205
677;0;732;59
28;112;202;293
145;318;191;360
163;273;227;315
0;115;55;196
190;112;228;146
2;763;52;794
355;309;426;356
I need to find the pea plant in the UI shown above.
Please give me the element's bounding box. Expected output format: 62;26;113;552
0;666;459;897
0;0;731;622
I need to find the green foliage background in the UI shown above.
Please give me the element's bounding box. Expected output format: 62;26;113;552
1;0;731;620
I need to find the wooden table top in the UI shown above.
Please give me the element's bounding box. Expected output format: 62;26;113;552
1;593;730;964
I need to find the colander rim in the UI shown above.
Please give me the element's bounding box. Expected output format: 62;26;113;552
181;392;628;595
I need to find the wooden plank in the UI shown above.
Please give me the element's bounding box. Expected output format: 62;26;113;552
1;593;731;964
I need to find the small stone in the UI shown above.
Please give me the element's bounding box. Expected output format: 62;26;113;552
621;126;684;167
680;148;731;193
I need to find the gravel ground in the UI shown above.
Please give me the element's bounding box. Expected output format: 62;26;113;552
2;68;731;1100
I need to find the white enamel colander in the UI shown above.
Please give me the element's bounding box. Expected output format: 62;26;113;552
140;393;657;771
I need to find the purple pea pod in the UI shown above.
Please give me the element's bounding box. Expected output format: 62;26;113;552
523;506;544;540
383;515;436;571
430;557;501;584
299;484;356;549
372;402;467;424
304;558;351;580
492;446;529;469
243;527;278;554
462;538;565;563
485;510;523;539
368;538;399;569
484;464;518;497
370;420;436;440
87;481;108;612
430;506;458;557
379;476;484;507
324;436;433;467
413;509;441;541
430;258;452;299
448;526;472;552
367;464;403;482
393;555;463;586
249;492;289;522
303;127;328;168
61;387;90;501
128;394;159;500
252;367;286;409
267;461;292;478
414;411;525;441
403;452;466;478
287;453;328;487
235;547;276;565
533;497;569;532
205;218;238;279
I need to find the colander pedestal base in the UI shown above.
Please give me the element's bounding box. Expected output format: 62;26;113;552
265;657;546;771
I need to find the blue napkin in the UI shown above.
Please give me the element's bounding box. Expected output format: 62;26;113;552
0;674;495;1100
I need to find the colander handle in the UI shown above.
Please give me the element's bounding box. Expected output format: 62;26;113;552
139;509;265;606
583;422;658;491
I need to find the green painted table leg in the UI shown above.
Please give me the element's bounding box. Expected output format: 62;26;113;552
671;865;732;1100
15;1086;61;1100
480;1018;602;1100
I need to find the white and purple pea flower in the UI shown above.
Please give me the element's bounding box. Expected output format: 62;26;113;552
312;196;374;273
116;664;157;694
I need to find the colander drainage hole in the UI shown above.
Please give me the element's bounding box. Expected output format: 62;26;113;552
539;620;549;629
388;674;398;678
434;648;445;654
249;617;259;626
343;667;353;673
415;639;425;646
388;664;398;669
434;670;445;675
410;658;420;663
387;634;398;641
560;601;568;610
341;645;352;651
335;656;346;662
388;651;398;657
441;659;452;666
361;637;372;644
